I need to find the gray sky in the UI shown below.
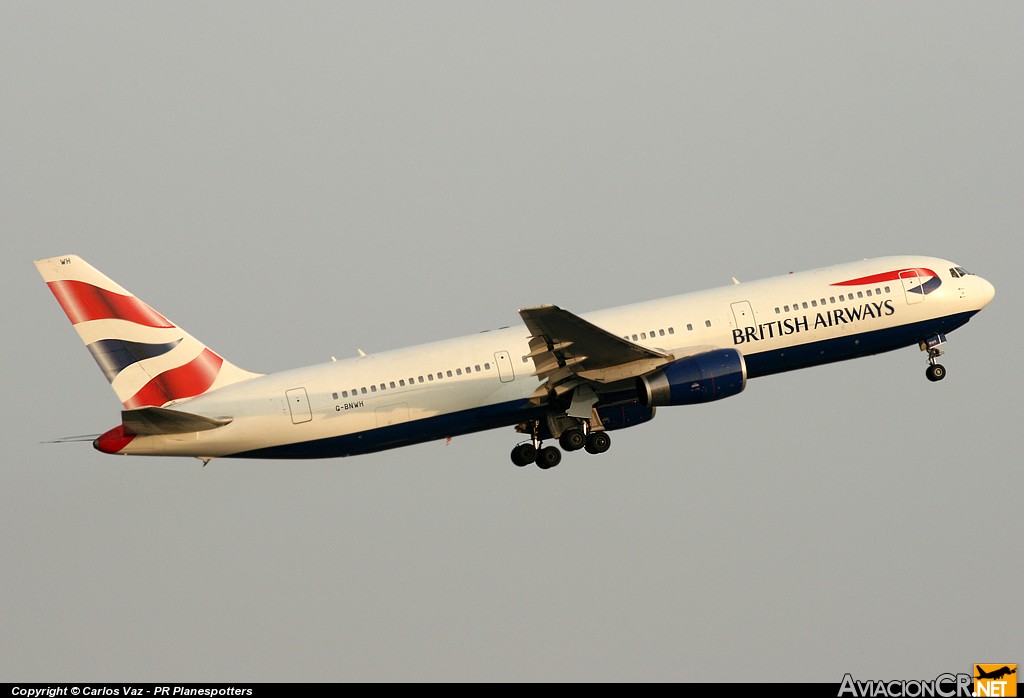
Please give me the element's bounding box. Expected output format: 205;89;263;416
2;1;1021;682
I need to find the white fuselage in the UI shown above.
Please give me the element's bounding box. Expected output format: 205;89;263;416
106;256;994;459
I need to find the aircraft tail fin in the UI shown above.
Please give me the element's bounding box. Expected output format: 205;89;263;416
35;254;263;409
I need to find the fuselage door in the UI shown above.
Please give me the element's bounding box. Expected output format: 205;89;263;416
286;387;313;424
899;270;924;305
494;350;515;383
730;301;756;330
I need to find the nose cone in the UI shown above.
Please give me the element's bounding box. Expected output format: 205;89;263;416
976;276;996;308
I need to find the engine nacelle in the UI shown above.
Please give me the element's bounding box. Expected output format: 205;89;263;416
594;400;656;431
637;349;746;407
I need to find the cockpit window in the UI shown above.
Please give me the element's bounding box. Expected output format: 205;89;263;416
950;266;972;278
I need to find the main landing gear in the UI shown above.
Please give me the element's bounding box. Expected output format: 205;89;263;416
921;333;947;382
510;419;612;469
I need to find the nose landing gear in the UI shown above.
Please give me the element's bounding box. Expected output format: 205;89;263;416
920;334;947;382
925;361;946;382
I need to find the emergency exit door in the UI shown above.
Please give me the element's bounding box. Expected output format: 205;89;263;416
494;351;515;383
731;301;756;328
286;387;312;424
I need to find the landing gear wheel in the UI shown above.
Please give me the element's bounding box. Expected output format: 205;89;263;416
926;364;946;382
585;431;611;455
510;443;537;467
536;446;562;469
559;428;586;452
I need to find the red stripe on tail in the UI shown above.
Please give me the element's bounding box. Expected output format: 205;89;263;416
47;279;174;328
124;349;224;408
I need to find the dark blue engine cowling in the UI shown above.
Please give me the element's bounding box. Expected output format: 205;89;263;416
594;400;656;431
636;348;747;407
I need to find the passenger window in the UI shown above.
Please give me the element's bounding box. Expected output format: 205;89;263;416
332;392;338;400
659;329;665;336
829;297;836;304
389;381;396;389
884;286;890;293
686;324;693;331
784;305;790;312
484;363;490;370
802;302;808;309
456;368;462;375
475;365;481;372
631;334;638;341
811;300;817;307
668;327;674;334
418;376;424;383
361;387;367;395
857;291;863;298
399;379;406;387
640;332;647;340
866;289;872;297
775;307;781;314
705;320;712;328
428;374;434;381
370;385;377;393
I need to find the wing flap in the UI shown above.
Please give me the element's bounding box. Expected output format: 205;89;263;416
520;305;668;365
518;305;673;394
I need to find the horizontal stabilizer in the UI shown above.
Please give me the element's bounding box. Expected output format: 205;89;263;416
122;406;232;436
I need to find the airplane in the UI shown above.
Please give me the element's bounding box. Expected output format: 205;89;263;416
976;666;1017;681
34;254;994;468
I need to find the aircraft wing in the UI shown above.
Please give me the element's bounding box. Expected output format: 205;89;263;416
121;406;232;435
518;304;674;399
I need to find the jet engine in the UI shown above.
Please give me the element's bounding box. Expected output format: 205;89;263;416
637;348;746;407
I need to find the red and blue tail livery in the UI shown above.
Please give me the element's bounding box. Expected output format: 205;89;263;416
35;254;993;467
35;255;261;410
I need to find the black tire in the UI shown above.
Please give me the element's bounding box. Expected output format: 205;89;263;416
510;443;536;467
585;431;611;455
559;428;586;451
536;446;562;469
926;364;946;382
